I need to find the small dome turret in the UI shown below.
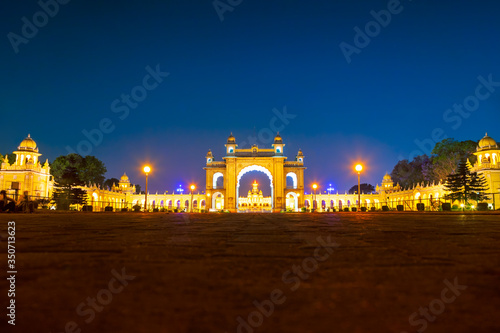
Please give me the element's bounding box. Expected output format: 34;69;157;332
120;172;130;182
18;134;38;152
477;133;498;151
274;132;283;144
227;133;236;143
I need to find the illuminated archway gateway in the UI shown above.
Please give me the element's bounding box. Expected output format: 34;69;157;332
204;133;306;212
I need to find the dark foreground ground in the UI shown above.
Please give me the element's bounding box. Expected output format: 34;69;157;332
1;212;499;333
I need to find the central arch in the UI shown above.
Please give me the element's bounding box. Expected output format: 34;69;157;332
212;191;224;210
236;165;273;210
286;191;299;212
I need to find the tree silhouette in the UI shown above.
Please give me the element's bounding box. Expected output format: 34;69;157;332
444;159;489;204
348;183;375;194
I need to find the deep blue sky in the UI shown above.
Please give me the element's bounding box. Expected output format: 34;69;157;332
1;0;499;194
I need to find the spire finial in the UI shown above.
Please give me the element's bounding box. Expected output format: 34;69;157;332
485;132;488;136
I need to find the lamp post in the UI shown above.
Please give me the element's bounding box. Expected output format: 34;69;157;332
355;164;363;210
312;183;318;212
143;166;151;212
190;184;195;212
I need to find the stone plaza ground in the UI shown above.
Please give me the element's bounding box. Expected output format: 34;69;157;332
1;212;500;333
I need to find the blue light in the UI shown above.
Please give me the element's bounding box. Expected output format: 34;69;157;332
327;183;335;194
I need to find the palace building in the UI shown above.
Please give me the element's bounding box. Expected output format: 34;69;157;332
1;133;498;211
237;180;272;212
0;134;53;199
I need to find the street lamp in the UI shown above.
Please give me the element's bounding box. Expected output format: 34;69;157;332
190;184;195;212
312;183;318;212
355;164;363;210
143;166;151;212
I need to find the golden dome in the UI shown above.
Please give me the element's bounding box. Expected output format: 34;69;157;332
274;132;283;143
383;173;392;181
478;133;498;150
227;133;236;143
18;134;38;152
120;172;130;182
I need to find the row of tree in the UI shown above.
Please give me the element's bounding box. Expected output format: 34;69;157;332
50;154;141;208
390;138;489;205
390;138;477;188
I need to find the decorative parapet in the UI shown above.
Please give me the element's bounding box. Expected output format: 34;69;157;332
206;162;226;168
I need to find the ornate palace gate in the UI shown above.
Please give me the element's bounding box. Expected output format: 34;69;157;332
204;133;306;212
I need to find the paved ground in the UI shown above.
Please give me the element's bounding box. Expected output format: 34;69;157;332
1;212;499;333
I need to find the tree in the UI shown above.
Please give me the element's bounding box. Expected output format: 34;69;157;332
104;178;120;190
133;184;141;194
348;183;375;194
51;154;83;183
443;160;489;204
391;155;432;188
0;153;17;165
50;154;106;186
80;156;107;185
51;164;87;210
431;139;477;182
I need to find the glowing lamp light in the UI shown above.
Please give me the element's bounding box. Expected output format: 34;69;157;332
312;184;318;190
355;164;363;172
143;165;151;212
460;203;464;207
190;184;195;191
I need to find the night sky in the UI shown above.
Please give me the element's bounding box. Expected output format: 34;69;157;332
1;0;499;195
